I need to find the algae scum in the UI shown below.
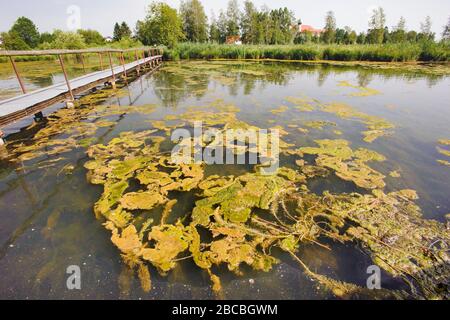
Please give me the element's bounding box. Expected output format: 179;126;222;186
0;61;449;299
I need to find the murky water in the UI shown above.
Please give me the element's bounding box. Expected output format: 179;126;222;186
0;60;449;299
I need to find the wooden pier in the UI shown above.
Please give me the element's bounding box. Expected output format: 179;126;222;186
0;47;163;144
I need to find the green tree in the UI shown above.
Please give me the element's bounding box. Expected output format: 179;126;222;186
209;11;221;43
113;22;132;41
343;27;357;44
335;28;346;44
10;17;40;48
418;16;434;41
294;30;312;44
113;22;122;41
367;7;386;44
77;29;105;46
217;10;228;43
322;11;336;44
442;16;450;41
356;32;366;44
406;30;417;42
241;0;257;44
39;32;55;44
41;30;86;49
390;17;407;43
180;0;208;42
226;0;241;37
1;31;30;50
120;22;132;38
136;2;184;48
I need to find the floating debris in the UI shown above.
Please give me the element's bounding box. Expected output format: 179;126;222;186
299;139;386;189
338;80;381;97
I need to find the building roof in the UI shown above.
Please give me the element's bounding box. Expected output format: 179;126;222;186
300;25;323;34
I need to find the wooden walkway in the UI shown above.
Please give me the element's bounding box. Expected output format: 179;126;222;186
0;55;162;129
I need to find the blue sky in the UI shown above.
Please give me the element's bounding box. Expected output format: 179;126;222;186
1;0;449;37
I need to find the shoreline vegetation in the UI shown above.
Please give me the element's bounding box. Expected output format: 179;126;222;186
163;43;450;63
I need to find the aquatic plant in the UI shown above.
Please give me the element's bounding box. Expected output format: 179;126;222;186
338;80;381;97
437;139;450;168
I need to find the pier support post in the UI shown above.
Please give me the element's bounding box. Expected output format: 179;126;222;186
58;54;75;102
66;100;75;108
108;51;116;89
120;52;127;81
9;56;27;94
98;53;104;70
33;112;44;122
0;130;5;146
134;50;140;76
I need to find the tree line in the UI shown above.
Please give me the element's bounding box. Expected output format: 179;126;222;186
1;0;450;50
0;17;138;50
136;0;450;47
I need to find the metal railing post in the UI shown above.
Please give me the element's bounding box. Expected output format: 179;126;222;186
108;51;116;89
140;50;146;69
58;54;74;101
98;53;104;70
134;50;140;75
9;56;27;94
80;54;86;73
120;52;127;81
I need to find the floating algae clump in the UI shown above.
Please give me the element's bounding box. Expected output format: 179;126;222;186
437;139;450;167
299;139;386;189
192;171;299;225
304;121;337;130
338;80;381;97
319;102;394;143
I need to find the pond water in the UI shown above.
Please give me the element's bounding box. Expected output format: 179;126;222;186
0;60;449;299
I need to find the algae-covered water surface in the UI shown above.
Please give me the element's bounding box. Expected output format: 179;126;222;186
0;60;449;299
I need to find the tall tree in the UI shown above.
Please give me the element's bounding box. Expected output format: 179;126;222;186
226;0;241;37
442;16;450;41
209;11;221;43
10;17;40;48
420;16;432;35
241;0;257;44
180;0;208;42
120;22;132;38
113;22;132;41
217;10;228;43
343;26;357;44
367;7;386;44
136;2;184;48
1;31;30;50
419;16;434;41
77;29;105;46
269;8;295;44
322;11;337;44
113;23;122;41
390;17;407;43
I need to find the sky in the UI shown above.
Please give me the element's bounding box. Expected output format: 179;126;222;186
1;0;449;38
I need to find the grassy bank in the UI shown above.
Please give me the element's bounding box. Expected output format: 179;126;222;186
164;42;450;62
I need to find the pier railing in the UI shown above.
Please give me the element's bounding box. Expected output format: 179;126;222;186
0;47;164;143
0;47;163;99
